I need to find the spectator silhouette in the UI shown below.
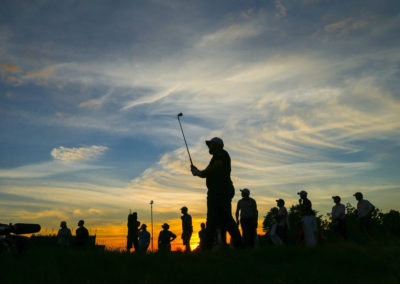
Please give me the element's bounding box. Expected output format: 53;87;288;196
271;199;289;245
235;188;258;248
127;212;140;252
331;196;347;239
57;221;72;247
75;220;89;247
298;191;317;247
191;137;242;250
158;223;176;252
198;223;206;250
354;192;375;235
180;206;193;252
138;224;151;252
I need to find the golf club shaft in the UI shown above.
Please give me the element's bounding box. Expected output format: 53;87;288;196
177;116;193;166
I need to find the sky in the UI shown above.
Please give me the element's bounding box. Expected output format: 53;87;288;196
1;0;399;250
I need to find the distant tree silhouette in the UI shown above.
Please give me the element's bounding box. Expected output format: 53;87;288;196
379;210;400;236
263;205;325;245
262;202;399;246
262;207;279;233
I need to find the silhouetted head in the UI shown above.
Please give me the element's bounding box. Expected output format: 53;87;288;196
332;196;341;204
200;223;205;229
140;224;147;230
78;220;84;227
181;206;188;214
206;137;224;155
240;188;250;198
60;221;67;229
297;190;308;199
132;212;137;218
276;199;285;207
162;223;169;230
353;192;363;201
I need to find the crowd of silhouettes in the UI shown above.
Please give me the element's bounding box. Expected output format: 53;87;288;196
122;136;383;253
54;136;390;253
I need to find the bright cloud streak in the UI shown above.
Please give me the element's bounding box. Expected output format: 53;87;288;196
51;146;108;163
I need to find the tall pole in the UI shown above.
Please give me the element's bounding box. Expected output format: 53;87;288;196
150;200;154;252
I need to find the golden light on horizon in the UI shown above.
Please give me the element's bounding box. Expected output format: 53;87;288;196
94;218;266;251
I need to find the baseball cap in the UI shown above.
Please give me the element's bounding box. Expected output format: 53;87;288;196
205;137;224;147
297;190;308;196
240;188;250;195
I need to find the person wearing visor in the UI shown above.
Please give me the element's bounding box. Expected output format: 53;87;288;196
298;190;317;247
191;137;242;249
354;192;375;235
236;188;258;248
331;196;347;239
275;199;289;245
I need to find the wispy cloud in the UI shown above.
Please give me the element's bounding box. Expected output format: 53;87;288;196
26;66;55;81
78;99;102;109
0;161;107;178
51;145;108;163
196;20;265;48
122;85;180;110
324;17;371;35
0;145;109;179
275;0;287;18
0;62;21;73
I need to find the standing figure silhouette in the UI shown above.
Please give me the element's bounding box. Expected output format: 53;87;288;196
180;207;193;252
127;212;140;252
158;223;176;252
235;188;258;248
191;137;242;250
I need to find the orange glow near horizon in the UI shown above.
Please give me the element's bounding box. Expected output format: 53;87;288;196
34;218;265;251
95;218;265;251
94;218;206;251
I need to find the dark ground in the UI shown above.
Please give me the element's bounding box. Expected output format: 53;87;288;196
1;240;399;284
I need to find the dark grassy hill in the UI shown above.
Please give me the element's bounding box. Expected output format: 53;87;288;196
1;241;399;284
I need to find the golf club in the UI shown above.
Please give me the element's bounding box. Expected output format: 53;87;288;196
177;113;193;166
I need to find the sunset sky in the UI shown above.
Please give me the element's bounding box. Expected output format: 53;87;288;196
1;0;399;250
